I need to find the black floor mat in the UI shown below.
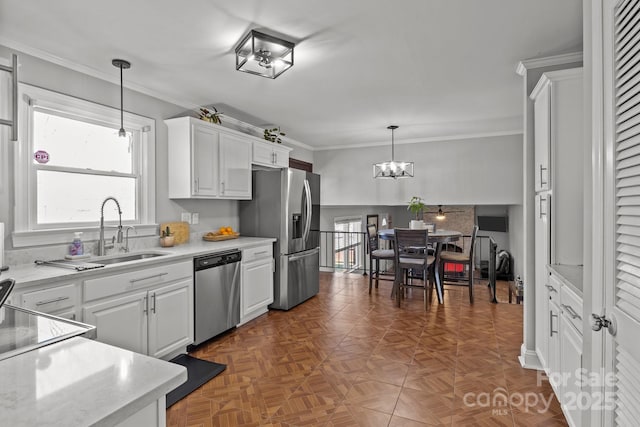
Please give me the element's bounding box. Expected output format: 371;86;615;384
166;354;226;408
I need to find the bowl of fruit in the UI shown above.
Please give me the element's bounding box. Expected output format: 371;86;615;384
203;226;240;241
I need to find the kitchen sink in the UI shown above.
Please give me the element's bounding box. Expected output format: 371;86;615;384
92;252;169;265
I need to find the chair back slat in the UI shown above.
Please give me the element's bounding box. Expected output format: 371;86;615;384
393;228;429;262
366;223;379;252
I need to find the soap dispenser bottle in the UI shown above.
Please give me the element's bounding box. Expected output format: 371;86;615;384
70;232;84;256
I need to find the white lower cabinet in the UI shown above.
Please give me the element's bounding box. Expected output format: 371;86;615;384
83;260;194;359
240;245;274;325
541;269;583;427
21;282;79;320
84;290;149;354
84;279;192;358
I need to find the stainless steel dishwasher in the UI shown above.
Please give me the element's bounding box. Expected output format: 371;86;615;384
192;250;241;347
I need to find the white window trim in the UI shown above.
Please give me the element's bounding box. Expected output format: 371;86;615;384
13;83;157;248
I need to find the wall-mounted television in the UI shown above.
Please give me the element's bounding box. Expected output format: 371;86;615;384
477;216;508;232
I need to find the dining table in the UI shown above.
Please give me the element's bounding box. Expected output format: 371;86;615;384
378;228;462;304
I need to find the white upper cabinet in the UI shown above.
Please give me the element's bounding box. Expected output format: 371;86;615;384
252;141;290;168
165;117;251;199
219;132;252;198
530;68;584;266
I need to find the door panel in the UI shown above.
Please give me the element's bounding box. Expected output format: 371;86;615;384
602;0;640;424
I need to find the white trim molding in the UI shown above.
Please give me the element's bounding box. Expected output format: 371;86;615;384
516;51;584;76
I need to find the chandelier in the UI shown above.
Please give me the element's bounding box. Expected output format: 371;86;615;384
373;125;414;179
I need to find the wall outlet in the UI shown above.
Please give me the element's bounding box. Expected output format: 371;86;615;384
192;212;199;225
181;212;192;224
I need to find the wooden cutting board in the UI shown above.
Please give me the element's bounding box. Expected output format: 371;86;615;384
159;221;190;245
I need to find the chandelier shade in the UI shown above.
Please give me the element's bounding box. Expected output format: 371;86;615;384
373;125;414;179
235;30;294;79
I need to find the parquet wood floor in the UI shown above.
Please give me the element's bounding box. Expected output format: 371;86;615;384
167;272;567;426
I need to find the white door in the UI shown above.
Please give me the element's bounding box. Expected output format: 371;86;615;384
83;291;148;355
219;132;251;198
148;279;193;358
597;0;640;424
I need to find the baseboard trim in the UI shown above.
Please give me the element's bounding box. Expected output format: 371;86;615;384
518;343;543;370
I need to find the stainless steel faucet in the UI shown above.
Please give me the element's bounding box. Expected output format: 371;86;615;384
99;196;123;256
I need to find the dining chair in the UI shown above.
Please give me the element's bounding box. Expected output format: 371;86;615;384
393;228;435;309
440;225;479;303
366;223;395;293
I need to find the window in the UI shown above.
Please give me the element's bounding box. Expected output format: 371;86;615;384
14;84;156;247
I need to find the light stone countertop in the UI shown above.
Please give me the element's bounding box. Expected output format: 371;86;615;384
5;236;276;292
0;336;186;426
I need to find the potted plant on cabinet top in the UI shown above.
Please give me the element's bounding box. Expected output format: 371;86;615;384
407;196;426;229
264;126;285;143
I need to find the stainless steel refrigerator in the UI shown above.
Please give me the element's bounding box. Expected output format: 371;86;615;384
240;168;320;310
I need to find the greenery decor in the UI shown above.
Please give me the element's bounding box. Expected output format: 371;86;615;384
161;226;173;237
264;127;285;144
198;107;223;124
407;196;425;220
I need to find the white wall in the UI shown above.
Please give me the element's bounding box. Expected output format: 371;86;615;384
314;134;523;206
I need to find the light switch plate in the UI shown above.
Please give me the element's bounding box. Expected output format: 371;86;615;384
181;212;191;224
192;213;199;224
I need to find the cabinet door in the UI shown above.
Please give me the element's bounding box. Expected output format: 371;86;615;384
219;132;251;198
83;291;148;355
192;123;219;196
272;145;289;168
560;318;582;427
148;279;193;359
534;194;550;370
241;259;274;320
253;142;276;167
548;299;561;394
533;84;550;192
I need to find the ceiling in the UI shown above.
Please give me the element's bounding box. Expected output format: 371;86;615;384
0;0;582;150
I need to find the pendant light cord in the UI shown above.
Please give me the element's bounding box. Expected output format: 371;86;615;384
119;64;124;131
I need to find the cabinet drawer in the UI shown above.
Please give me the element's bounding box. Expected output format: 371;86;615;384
561;285;583;335
547;274;561;304
84;260;192;302
22;284;77;312
243;244;273;263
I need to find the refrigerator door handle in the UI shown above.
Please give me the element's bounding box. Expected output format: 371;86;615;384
303;179;312;242
289;247;319;262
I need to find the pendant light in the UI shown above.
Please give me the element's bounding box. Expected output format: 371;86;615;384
112;59;131;138
373;125;414;179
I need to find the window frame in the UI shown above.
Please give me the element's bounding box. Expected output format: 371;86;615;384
13;83;156;248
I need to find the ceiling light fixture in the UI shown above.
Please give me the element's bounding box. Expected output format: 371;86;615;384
373;125;414;179
112;59;131;138
235;30;294;79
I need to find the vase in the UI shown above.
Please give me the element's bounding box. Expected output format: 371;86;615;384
410;220;425;229
160;235;175;247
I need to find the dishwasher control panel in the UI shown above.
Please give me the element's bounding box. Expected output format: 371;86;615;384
194;250;242;270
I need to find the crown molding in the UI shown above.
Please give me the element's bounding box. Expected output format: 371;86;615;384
515;51;583;76
314;129;523;151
